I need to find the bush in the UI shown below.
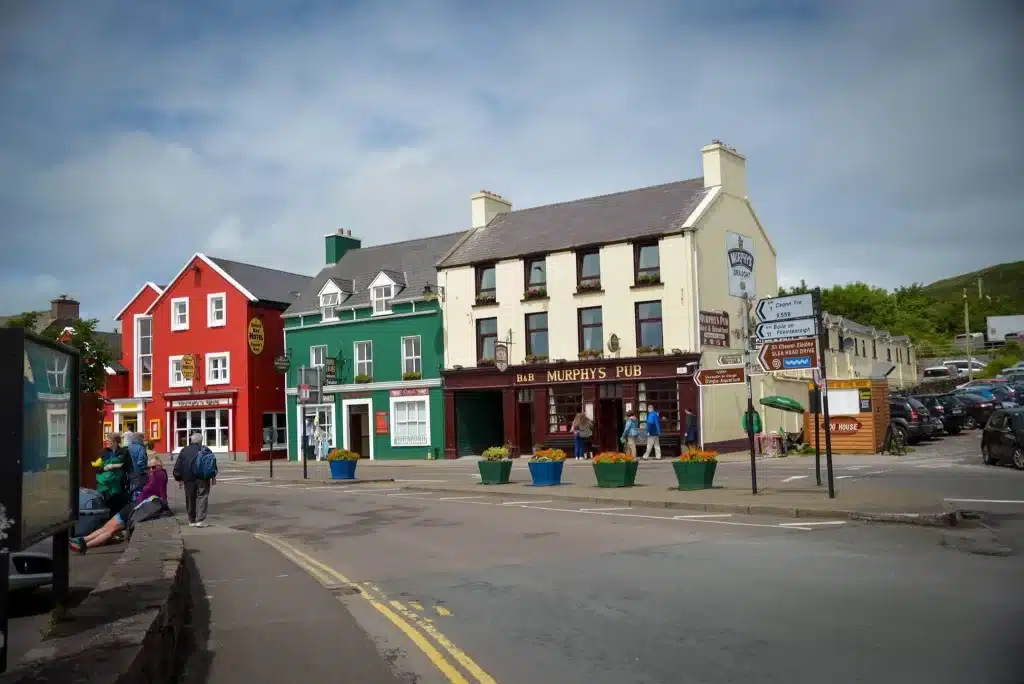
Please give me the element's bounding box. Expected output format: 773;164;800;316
593;451;635;463
532;448;567;462
677;446;718;462
354;374;373;384
327;449;360;461
482;445;509;461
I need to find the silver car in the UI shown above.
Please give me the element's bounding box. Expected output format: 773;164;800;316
7;551;53;592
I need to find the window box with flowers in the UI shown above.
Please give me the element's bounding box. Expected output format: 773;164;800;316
474;295;498;307
478;445;513;484
526;354;548;364
327;448;360;479
528;447;567;486
522;287;548;301
672;447;719;490
637;345;663;356
402;371;421;380
578;349;603;361
575;281;602;294
478;358;496;367
354;374;373;384
592;451;638;487
634;274;662;287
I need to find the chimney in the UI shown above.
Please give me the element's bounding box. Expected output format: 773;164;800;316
471;190;512;229
50;295;80;321
324;228;362;265
701;141;748;198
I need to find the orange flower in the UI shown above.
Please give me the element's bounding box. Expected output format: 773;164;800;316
593;451;636;463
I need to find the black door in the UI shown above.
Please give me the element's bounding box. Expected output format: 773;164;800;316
518;403;535;455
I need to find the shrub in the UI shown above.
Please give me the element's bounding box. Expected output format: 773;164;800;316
482;445;510;461
577;281;601;293
327;448;360;461
526;354;548;364
402;371;422;380
532;448;567;462
355;374;373;384
593;451;635;463
524;287;547;300
678;446;718;462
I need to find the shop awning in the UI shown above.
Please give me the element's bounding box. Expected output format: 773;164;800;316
759;395;805;414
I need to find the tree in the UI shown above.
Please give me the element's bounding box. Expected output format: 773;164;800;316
5;314;113;393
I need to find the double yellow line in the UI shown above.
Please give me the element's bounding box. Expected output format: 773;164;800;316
254;532;497;684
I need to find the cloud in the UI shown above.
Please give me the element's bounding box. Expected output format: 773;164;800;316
0;0;1021;327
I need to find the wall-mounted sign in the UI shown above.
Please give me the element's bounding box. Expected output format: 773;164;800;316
248;318;266;355
273;355;291;374
390;387;429;397
494;342;509;372
699;311;730;348
375;411;389;435
695;368;746;386
515;363;646;385
826;379;872;390
169;397;232;409
324;357;337;384
726;231;756;298
149;419;161;440
830;416;862;434
116;402;140;411
181;354;196;381
859;389;872;412
758;337;819;372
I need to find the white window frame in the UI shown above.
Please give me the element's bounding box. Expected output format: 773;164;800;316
173;407;232;453
310;345;327;368
207;292;227;328
401;335;421;375
47;408;69;459
170;297;190;331
320;291;341;321
206;351;230;385
134;314;153;397
354;340;373;378
389;396;430;448
168;354;191;388
371;284;394;315
261;411;287;450
297;403;337;463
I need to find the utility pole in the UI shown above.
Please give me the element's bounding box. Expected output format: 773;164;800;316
963;288;973;381
742;294;758;495
813;288;835;498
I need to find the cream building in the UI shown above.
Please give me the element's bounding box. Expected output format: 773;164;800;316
821;314;918;388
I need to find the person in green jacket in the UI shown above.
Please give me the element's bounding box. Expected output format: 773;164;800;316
95;433;131;513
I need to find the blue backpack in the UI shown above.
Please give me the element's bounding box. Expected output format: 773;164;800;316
193;447;218;480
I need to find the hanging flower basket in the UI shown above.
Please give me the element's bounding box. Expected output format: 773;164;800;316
592;452;638;487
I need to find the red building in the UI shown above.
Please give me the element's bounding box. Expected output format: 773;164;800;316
103;254;310;461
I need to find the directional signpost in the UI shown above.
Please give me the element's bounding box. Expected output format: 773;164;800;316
758;337;819;372
695;367;746;386
755;318;818;341
755;293;813;323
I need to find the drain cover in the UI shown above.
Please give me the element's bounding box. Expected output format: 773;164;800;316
330;585;362;597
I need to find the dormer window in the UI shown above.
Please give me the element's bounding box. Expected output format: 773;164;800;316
320;291;340;321
372;285;394;315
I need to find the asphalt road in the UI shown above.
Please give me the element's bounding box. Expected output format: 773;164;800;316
199;472;1024;684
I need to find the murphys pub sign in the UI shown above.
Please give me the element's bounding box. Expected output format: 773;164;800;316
515;363;647;385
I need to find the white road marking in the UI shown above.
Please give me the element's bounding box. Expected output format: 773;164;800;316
579;507;633;512
672;514;733;519
844;465;870;470
835;476;853;480
945;498;1024;505
782;475;808;483
585;510;814;530
777;521;847;527
216;476;257;482
273;484;303;488
348;487;401;493
387;492;432;497
863;470;890;476
439;495;485;501
501;500;552;506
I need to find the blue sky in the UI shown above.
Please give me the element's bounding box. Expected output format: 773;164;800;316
1;0;1021;327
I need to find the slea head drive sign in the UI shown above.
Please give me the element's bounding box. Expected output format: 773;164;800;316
726;231;756;298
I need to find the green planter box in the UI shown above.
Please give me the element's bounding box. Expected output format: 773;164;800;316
478;460;513;485
672;461;717;490
593;461;639;488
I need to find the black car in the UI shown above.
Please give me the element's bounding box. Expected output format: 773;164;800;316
888;396;933;444
956;392;998;430
980;408;1024;469
913;394;965;435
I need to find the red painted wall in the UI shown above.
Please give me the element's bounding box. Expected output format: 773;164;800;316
245;302;289;461
101;285;161;430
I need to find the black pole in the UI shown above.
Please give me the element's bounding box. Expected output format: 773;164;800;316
813;288;835;498
1;546;9;673
743;295;758;495
814;387;822;486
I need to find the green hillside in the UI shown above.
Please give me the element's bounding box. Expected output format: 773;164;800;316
921;261;1024;308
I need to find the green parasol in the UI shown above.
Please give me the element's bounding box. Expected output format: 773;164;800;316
759;395;806;414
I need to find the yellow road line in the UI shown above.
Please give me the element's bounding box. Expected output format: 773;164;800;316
436;605;453;617
410;601;424;611
254;533;496;684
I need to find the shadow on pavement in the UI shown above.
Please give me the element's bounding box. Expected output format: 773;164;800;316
175;551;212;684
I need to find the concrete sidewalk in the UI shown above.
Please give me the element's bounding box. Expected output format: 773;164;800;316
177;526;411;684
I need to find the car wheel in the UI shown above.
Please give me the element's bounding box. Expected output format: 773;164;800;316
894;425;908;446
982;445;994;466
1013;448;1024;471
964;416;977;430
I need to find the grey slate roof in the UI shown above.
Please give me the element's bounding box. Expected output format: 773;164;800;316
96;330;122;359
207;257;312;306
823;312;913;344
437;178;710;269
285;232;466;317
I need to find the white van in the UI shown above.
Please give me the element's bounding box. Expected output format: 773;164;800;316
953;332;985;350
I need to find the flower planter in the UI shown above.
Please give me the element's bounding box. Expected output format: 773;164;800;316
329;460;358;480
672;461;717;490
528;460;565;486
593;461;638;488
478;460;513;484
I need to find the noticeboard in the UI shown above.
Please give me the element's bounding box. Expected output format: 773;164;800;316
0;328;80;552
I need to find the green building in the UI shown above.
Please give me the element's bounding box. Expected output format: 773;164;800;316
282;229;463;461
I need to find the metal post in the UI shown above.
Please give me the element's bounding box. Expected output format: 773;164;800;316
814;385;822;486
963;289;973;381
1;547;9;673
742;295;758;495
813;288;835;498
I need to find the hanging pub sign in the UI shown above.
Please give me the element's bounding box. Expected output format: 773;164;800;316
247;318;266;355
699;311;730;348
273;355;291;374
726;231;756;298
324;357;337;384
494;342;509;372
180;354;196;381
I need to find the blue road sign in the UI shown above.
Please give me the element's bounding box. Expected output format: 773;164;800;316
783;356;812;369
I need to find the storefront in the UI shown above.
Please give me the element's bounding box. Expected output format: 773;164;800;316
108;398;145;436
165;394;236;454
442;354;702;458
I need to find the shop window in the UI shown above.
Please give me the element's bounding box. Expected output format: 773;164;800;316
175;408;230;451
372;284;394;315
355;341;373;378
525;312;548;359
476;317;498;362
310;345;327;368
135;315;152;396
169;355;191;388
171;297;189;331
301;405;335;455
599;383;623;399
391;398;429;447
207;352;230;385
633;241;661;284
476;264;496;302
638;380;679;432
517;389;535;403
207;292;226;327
262;412;287;449
576;249;601;290
402;336;421;375
578;306;603;354
548;385;583;434
635;301;663;350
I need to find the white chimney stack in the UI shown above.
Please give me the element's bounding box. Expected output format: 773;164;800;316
471;190;512;229
701;141;748;198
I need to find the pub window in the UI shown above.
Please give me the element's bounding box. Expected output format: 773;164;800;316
576;249;601;290
578;306;603;355
548;385;583;434
517;389;535;403
476;317;498;361
476;264;496;301
638;380;679;432
633;241;661;284
525;257;546;289
635;301;663;350
599;383;624;399
526;312;548;359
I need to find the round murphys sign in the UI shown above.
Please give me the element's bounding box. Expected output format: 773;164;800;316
247;318;266;355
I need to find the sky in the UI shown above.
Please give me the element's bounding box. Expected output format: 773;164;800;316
1;0;1021;327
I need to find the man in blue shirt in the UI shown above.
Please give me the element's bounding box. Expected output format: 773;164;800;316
643;404;662;459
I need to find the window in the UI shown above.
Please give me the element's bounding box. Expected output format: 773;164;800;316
47;410;68;459
634;242;661;283
175;408;230;451
372;284;394;315
861;340;866;357
577;249;601;290
310;345;327;368
638;381;679;432
355;341;373;378
887;347;892;361
169;355;191;388
872;339;877;359
320;291;340;321
578;307;603;354
525;312;549;358
401;336;421;375
135;315;152;396
171;297;189;331
476;265;496;301
635;301;663;350
262;412;286;449
476;318;498;361
207;292;226;327
206;352;230;384
987;412;1006;430
391;398;429;447
525;257;546;288
548;386;583;433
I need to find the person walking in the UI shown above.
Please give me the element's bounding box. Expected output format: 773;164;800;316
620;410;640;457
173;432;217;527
684;408;699;448
126;432;150;503
571;413;594;460
643;404;662;459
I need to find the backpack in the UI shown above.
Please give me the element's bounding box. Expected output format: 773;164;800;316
193;447;218;480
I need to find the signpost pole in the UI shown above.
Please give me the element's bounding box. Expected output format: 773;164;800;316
0;551;8;673
743;295;758;495
300;365;308;481
814;382;822;486
813;288;835;498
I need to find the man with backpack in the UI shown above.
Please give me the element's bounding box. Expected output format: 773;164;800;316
126;431;151;503
172;432;218;527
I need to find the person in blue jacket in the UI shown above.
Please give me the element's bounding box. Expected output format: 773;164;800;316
126;432;150;503
620;410;640;458
642;404;662;459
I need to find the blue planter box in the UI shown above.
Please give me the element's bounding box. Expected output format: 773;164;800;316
528;460;565;486
329;460;358;480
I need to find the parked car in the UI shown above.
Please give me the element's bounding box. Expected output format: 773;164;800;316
980;408;1024;469
956;378;1004;391
954;385;997;402
7;551;54;592
1002;371;1024;383
922;366;955;380
956;392;998;430
945;358;987;378
913;394;965;435
989;385;1020;408
888;396;933;444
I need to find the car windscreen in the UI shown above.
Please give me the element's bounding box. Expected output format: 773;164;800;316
907;398;927;411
